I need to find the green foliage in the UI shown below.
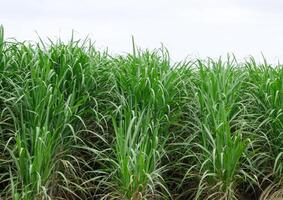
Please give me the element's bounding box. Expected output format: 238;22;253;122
0;25;283;199
245;59;283;181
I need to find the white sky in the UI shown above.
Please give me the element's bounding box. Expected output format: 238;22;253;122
1;0;283;63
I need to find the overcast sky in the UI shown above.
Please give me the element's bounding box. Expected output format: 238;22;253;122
2;0;283;63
